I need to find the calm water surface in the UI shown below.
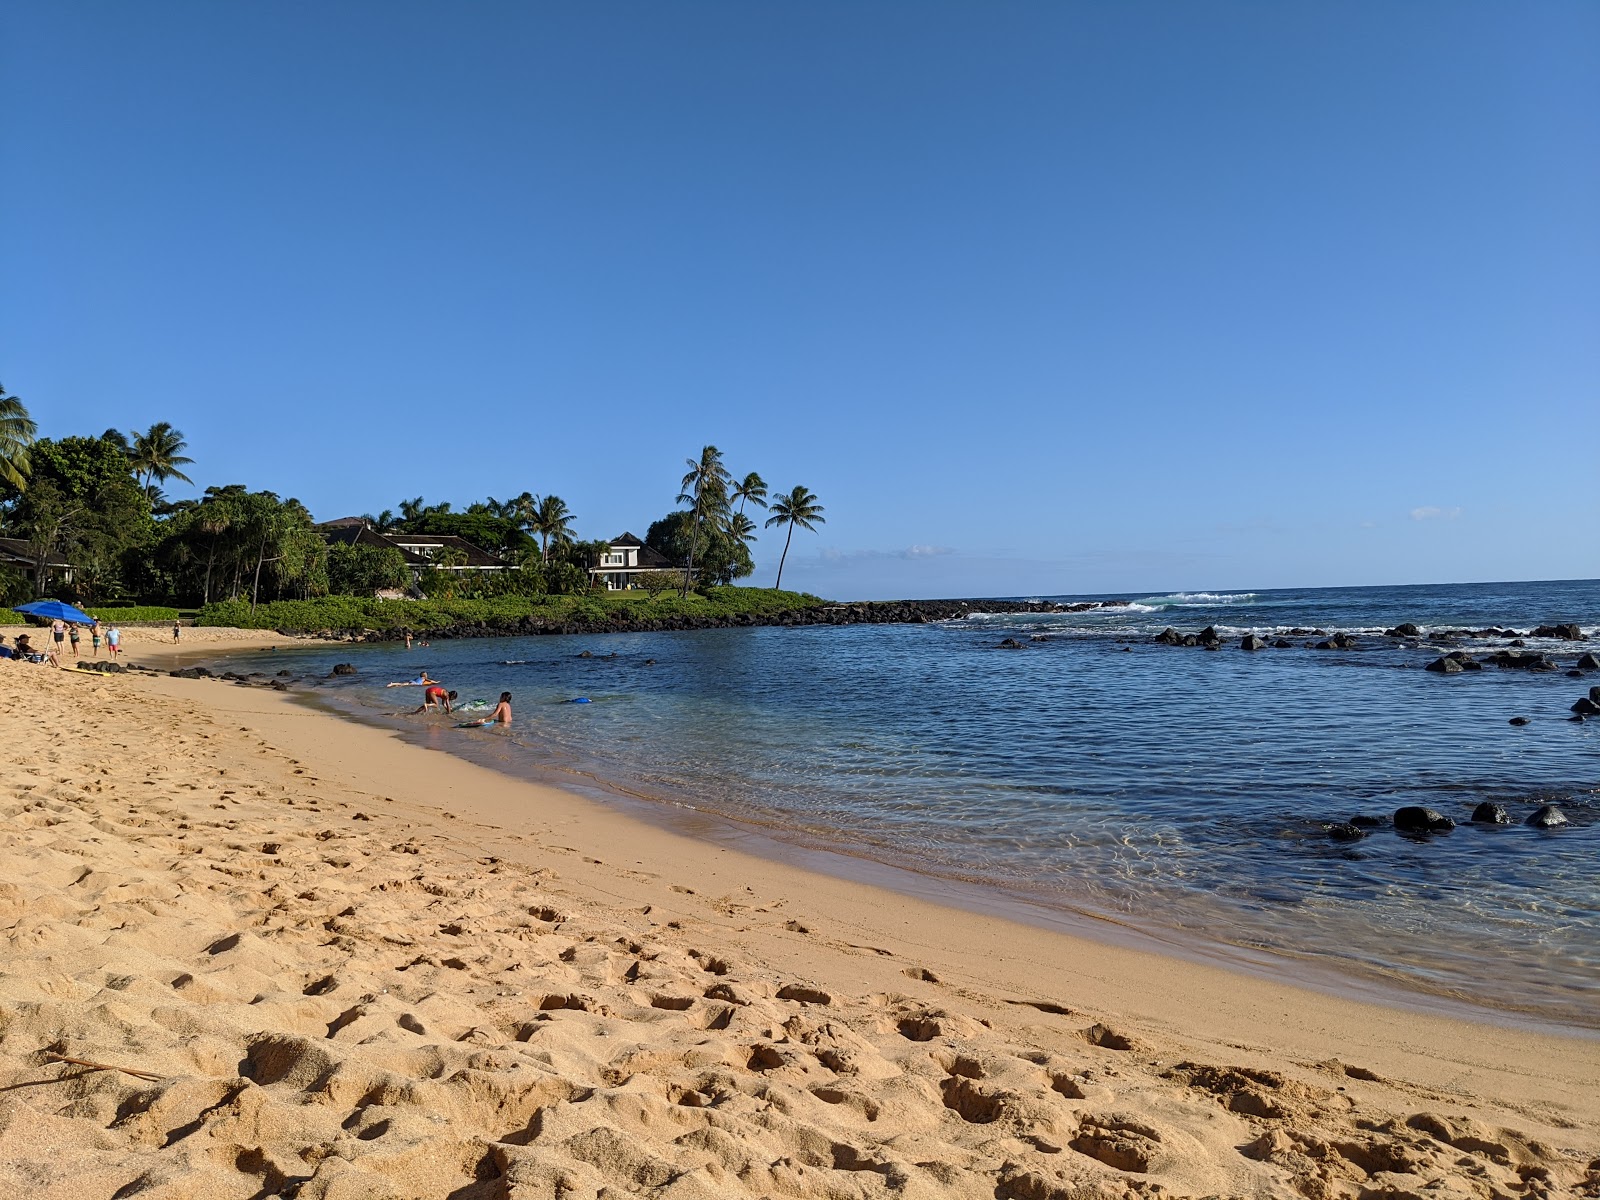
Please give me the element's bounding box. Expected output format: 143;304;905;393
220;580;1599;1027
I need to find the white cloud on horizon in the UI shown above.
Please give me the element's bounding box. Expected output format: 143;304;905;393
1409;506;1462;521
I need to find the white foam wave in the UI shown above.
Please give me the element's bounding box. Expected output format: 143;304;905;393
1135;592;1259;607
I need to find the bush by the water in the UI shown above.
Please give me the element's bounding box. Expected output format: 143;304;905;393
1;604;181;625
196;587;827;635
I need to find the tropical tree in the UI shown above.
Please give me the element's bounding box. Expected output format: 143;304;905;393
731;471;768;515
0;384;37;491
530;494;576;562
764;485;825;591
128;422;195;499
728;511;758;551
644;510;753;587
677;445;730;595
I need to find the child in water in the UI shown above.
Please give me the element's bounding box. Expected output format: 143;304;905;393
460;692;512;728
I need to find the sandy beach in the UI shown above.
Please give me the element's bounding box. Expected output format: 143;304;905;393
2;643;1596;1200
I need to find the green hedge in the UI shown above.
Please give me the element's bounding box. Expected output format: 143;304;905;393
196;587;828;634
0;605;179;625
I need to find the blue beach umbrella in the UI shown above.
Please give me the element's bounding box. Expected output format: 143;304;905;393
13;599;96;624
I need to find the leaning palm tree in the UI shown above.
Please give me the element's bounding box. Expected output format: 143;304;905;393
128;422;195;499
764;485;825;591
0;384;38;490
728;511;757;550
730;471;768;515
531;494;576;562
677;445;730;594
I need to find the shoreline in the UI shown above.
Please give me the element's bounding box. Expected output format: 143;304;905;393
156;629;1600;1036
4;658;1597;1196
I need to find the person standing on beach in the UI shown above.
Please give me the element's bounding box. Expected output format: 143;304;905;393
106;624;121;658
90;620;102;657
68;623;81;659
51;618;65;659
172;619;181;644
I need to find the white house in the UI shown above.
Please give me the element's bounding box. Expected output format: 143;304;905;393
588;533;678;590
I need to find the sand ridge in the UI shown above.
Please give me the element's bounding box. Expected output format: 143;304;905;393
1;661;1596;1199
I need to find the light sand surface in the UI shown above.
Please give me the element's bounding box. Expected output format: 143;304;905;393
2;660;1596;1200
114;624;324;667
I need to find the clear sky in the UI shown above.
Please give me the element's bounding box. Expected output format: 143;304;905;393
4;2;1596;600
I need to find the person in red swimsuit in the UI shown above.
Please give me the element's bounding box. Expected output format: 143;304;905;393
412;685;457;714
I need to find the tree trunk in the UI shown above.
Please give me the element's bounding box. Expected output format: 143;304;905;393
682;493;703;598
251;530;268;613
203;536;219;605
774;523;794;590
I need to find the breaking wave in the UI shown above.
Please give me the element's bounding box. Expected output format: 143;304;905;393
1135;592;1259;608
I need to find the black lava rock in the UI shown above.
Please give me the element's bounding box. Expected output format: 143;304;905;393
330;663;357;676
1508;716;1531;726
1572;697;1600;716
1425;657;1463;674
1240;634;1267;651
1394;806;1454;833
1349;814;1386;828
1326;822;1366;841
1527;805;1569;829
1577;652;1600;670
1386;623;1422;638
1471;802;1512;824
998;638;1025;649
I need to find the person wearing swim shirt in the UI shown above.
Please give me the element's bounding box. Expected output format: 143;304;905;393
412;686;457;714
385;671;438;687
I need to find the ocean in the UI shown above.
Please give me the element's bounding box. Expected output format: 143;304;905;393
216;579;1598;1029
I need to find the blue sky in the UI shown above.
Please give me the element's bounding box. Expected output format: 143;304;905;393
4;2;1596;599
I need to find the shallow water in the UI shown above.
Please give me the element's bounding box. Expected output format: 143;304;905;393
221;579;1599;1027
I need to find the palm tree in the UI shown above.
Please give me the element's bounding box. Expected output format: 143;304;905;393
728;511;758;549
764;485;825;591
677;445;730;594
531;494;575;562
0;384;38;491
731;471;768;515
128;422;195;499
397;496;426;525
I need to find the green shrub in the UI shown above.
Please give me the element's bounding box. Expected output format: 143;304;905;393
87;606;180;623
194;587;829;635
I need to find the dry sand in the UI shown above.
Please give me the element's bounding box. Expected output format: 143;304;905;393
2;648;1596;1199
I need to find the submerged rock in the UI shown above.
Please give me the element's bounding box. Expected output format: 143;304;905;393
1349;814;1386;828
1394;806;1454;833
1425;657;1464;674
330;663;357;676
1240;634;1267;651
1471;802;1512;825
1508;716;1530;726
1577;652;1600;670
998;638;1025;649
1325;821;1366;841
1527;805;1569;829
1571;697;1600;716
1154;627;1183;645
1385;623;1422;638
1272;639;1292;649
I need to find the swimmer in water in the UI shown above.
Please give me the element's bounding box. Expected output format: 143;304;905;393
411;686;457;714
460;692;512;728
385;671;438;687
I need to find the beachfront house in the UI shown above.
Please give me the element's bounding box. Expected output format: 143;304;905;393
0;536;76;594
588;533;679;590
319;520;512;586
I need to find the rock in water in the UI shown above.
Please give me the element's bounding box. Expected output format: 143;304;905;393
331;663;357;676
1527;805;1569;829
1272;639;1292;649
1571;697;1600;716
1394;806;1454;833
1349;814;1385;828
998;638;1025;649
1197;626;1222;646
1471;802;1512;825
1425;657;1463;674
1576;652;1600;670
1325;822;1365;841
1508;716;1530;726
1240;634;1267;651
1154;627;1183;645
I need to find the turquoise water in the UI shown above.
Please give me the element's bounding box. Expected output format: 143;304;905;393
221;580;1598;1027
